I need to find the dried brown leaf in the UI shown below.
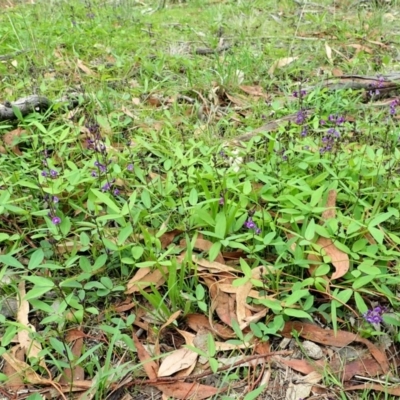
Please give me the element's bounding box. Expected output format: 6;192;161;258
281;322;390;373
316;237;349;279
268;57;298;76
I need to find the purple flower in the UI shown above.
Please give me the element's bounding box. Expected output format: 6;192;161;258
295;110;307;125
127;164;134;171
389;99;399;116
52;216;61;225
94;161;107;173
101;182;111;192
301;128;307;137
91;170;97;177
319;119;326;126
336;116;345;125
363;306;387;325
219;197;225;205
113;188;120;196
41;171;48;177
293;90;306;98
244;218;256;230
50;169;58;178
53;196;59;203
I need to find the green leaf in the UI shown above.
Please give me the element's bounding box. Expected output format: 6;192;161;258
60;217;71;236
17;180;39;189
368;227;384;245
352;275;375;289
368;211;394;227
209;241;221;262
243;385;266;400
0;254;24;268
94;254;108;269
243;180;252;195
91;189;120;213
0;233;10;242
304;218;315;241
354;291;368;314
141;189;151;208
284;289;310;307
189;188;198;206
118;224;133;246
382;314;400;327
131;246;144;260
335;289;353;305
28;249;44;270
214;212;226;239
283;309;312;320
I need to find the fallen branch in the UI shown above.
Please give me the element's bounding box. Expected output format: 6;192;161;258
0;93;82;122
193;43;233;55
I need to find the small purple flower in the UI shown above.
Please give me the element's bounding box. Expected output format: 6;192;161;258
319;119;326;126
389;99;399;116
127;164;134;171
52;216;61;225
94;161;107;173
50;169;58;178
293;90;306;98
41;171;48;177
327;128;340;138
53;196;59;203
301;127;307;137
91;170;97;177
113;188;120;196
255;228;261;235
219;197;225;205
101;182;111;192
336;116;345;125
295;110;307;125
328;114;336;122
244;218;256;230
363;306;387;325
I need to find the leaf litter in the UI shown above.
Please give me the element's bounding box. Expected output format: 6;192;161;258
1;0;400;399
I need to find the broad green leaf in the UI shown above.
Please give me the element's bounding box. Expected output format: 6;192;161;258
352;275;375;289
368;227;384;245
304;218;315;241
141;189;151;208
354;291;368;314
118;224;133;246
368;211;394;227
60;217;71;236
0;254;24;268
189;188;198;205
215;212;226;239
244;385;266;400
335;289;353;304
283;309;312;320
209;241;221;262
91;189;120;213
28;249;44;270
243;180;252;195
284;289;310;307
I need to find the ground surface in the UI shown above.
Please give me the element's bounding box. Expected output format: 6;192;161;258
1;0;400;399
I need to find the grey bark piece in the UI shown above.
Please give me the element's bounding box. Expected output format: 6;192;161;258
302;340;323;359
0;93;82;121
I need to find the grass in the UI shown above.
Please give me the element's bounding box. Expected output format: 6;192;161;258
1;0;400;399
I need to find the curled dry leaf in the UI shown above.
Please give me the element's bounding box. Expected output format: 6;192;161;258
125;266;168;294
281;321;390;373
158;348;198;377
268;56;298;76
315;237;350;279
